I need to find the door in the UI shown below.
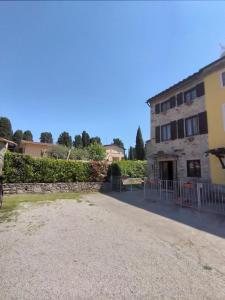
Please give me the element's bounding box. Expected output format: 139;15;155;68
159;161;174;181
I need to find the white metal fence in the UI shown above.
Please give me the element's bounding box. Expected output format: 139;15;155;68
110;176;225;215
144;178;225;215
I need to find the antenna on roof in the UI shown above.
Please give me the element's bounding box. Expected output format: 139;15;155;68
219;43;225;57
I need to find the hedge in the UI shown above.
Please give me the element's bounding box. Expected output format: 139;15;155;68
108;160;147;178
3;152;108;183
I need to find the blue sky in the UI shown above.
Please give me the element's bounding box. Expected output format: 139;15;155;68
1;1;225;150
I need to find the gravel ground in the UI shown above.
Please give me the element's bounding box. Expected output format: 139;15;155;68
1;191;225;300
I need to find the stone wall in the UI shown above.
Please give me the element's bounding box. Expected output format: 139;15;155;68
3;182;111;195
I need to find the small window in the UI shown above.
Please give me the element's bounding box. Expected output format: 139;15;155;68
185;116;199;136
221;71;225;87
161;100;170;113
161;124;171;141
187;160;201;177
184;88;197;102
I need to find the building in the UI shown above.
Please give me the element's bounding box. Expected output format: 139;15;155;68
146;55;225;184
20;140;53;157
104;144;125;163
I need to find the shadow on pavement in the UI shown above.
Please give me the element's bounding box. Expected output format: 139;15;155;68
103;190;225;240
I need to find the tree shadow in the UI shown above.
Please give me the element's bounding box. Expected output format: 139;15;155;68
103;190;225;239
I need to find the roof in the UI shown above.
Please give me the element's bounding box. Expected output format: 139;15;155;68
20;140;54;147
147;55;225;104
104;144;126;150
0;137;17;146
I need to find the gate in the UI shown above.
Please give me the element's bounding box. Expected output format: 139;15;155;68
144;178;225;215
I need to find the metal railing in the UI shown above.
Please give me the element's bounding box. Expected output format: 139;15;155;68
144;178;225;215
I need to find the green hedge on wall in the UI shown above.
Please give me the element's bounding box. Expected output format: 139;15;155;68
109;160;148;178
3;152;108;183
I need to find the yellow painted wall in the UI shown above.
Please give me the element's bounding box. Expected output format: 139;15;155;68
204;69;225;184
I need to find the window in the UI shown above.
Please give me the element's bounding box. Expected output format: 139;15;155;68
185;116;199;136
184;88;197;102
161;124;171;141
221;71;225;87
161;100;170;112
187;160;201;177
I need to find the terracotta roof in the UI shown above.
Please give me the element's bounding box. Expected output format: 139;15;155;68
20;140;54;147
146;55;225;103
104;144;126;150
0;137;17;146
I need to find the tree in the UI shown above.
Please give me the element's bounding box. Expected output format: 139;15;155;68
23;130;33;141
0;117;13;140
113;138;124;149
40;132;53;144
82;131;90;147
90;136;101;145
135;127;145;160
57;131;72;148
13;130;23;144
128;146;135;160
73;135;83;148
70;147;89;160
88;143;106;161
48;144;69;160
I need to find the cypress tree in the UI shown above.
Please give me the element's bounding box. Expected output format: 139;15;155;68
40;132;53;144
23;130;33;141
13;130;23;144
135;127;145;160
73;135;83;148
57;131;72;148
82;131;90;147
0;117;13;140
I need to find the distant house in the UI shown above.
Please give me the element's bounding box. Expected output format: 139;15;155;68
104;144;125;163
20;140;53;158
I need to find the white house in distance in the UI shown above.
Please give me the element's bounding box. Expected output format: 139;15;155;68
104;144;125;163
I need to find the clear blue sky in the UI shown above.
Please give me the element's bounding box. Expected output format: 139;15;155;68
1;1;225;150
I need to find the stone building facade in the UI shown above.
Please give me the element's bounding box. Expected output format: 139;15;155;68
146;73;210;182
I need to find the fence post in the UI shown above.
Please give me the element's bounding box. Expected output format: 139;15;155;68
110;175;113;191
197;183;202;209
144;178;146;200
119;176;121;193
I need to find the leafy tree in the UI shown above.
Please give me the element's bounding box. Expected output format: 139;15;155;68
48;144;69;159
135;127;145;160
40;132;53;144
90;136;101;145
70;147;89;160
73;135;83;148
88;143;106;161
23;130;33;141
113;138;124;149
13;130;23;144
0;117;13;140
128;146;135;160
57;131;72;148
82;131;90;147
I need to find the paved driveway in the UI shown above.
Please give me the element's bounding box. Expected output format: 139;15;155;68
1;191;225;299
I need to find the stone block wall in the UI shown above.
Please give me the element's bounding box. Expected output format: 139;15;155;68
3;182;111;195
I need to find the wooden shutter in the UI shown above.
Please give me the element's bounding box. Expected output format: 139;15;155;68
155;103;160;114
170;96;176;108
177;119;184;138
196;82;205;97
199;111;208;134
171;121;177;140
155;126;160;143
177;93;183;106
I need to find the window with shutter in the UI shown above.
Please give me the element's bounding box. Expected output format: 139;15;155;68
196;82;205;97
155;104;160;114
170;96;176;108
185;116;199;136
170;121;177;140
161;100;170;112
177;93;183;106
184;88;197;102
177;119;184;139
161;124;171;141
221;71;225;87
155;126;160;143
198;111;208;134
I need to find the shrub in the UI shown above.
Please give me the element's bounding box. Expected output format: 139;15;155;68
3;152;108;183
88;143;106;161
109;160;147;178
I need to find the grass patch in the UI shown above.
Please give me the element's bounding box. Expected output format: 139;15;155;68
0;192;83;223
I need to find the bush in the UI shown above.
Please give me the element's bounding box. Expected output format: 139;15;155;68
109;160;147;177
3;152;108;183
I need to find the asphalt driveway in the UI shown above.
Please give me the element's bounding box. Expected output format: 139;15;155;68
0;191;225;299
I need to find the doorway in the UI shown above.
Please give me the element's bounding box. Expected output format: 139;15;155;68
159;161;174;181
